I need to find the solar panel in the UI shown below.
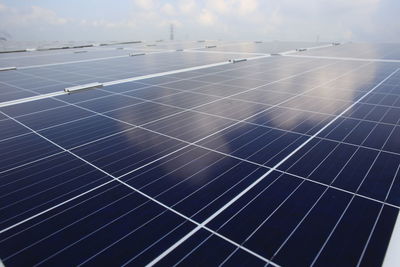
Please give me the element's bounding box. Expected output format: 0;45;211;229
0;41;399;266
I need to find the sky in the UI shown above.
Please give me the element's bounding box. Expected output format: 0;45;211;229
0;0;399;42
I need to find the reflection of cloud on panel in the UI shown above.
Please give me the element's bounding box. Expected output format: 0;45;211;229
118;110;234;180
160;147;222;184
124;59;379;163
115;58;379;176
247;60;378;131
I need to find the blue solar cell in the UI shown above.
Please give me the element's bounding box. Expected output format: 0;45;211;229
72;128;187;177
155;229;235;266
0;119;30;140
55;89;112;103
0;98;64;117
103;82;150;93
343;121;376;145
154;92;219;109
0;153;111;230
380;107;400;124
77;94;143;113
162;79;210;90
120;146;267;220
234;89;293;105
106;101;181;126
192;83;247;97
358;152;400;202
16;105;94;130
220;248;267;266
312;197;381;267
40;115;133;149
358;206;399;267
123;86;180;100
1;43;400;266
145;111;236;143
195;98;271;121
161;231;236;266
362;123;394;149
384;126;400;154
272;188;352;266
331;147;379;192
0;91;36;102
249;106;333;135
308;143;358;184
0;133;61;172
0;182;195;266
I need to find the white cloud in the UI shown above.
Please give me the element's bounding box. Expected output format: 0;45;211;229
205;0;259;16
198;9;216;26
162;3;176;16
0;5;69;26
28;6;68;25
133;0;156;10
237;0;259;15
81;19;136;29
178;0;196;14
0;0;398;42
207;0;230;14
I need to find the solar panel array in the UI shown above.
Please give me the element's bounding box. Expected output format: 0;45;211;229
0;41;399;267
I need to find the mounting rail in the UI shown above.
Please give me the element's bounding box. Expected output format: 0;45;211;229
129;53;146;57
0;66;17;71
64;82;103;93
229;58;247;63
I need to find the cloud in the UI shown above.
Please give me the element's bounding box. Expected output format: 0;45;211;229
133;0;156;10
178;0;197;14
0;2;138;40
205;0;260;16
162;3;176;16
198;9;216;26
207;0;230;14
81;19;136;29
27;6;68;25
0;4;69;26
0;0;398;42
237;0;259;15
